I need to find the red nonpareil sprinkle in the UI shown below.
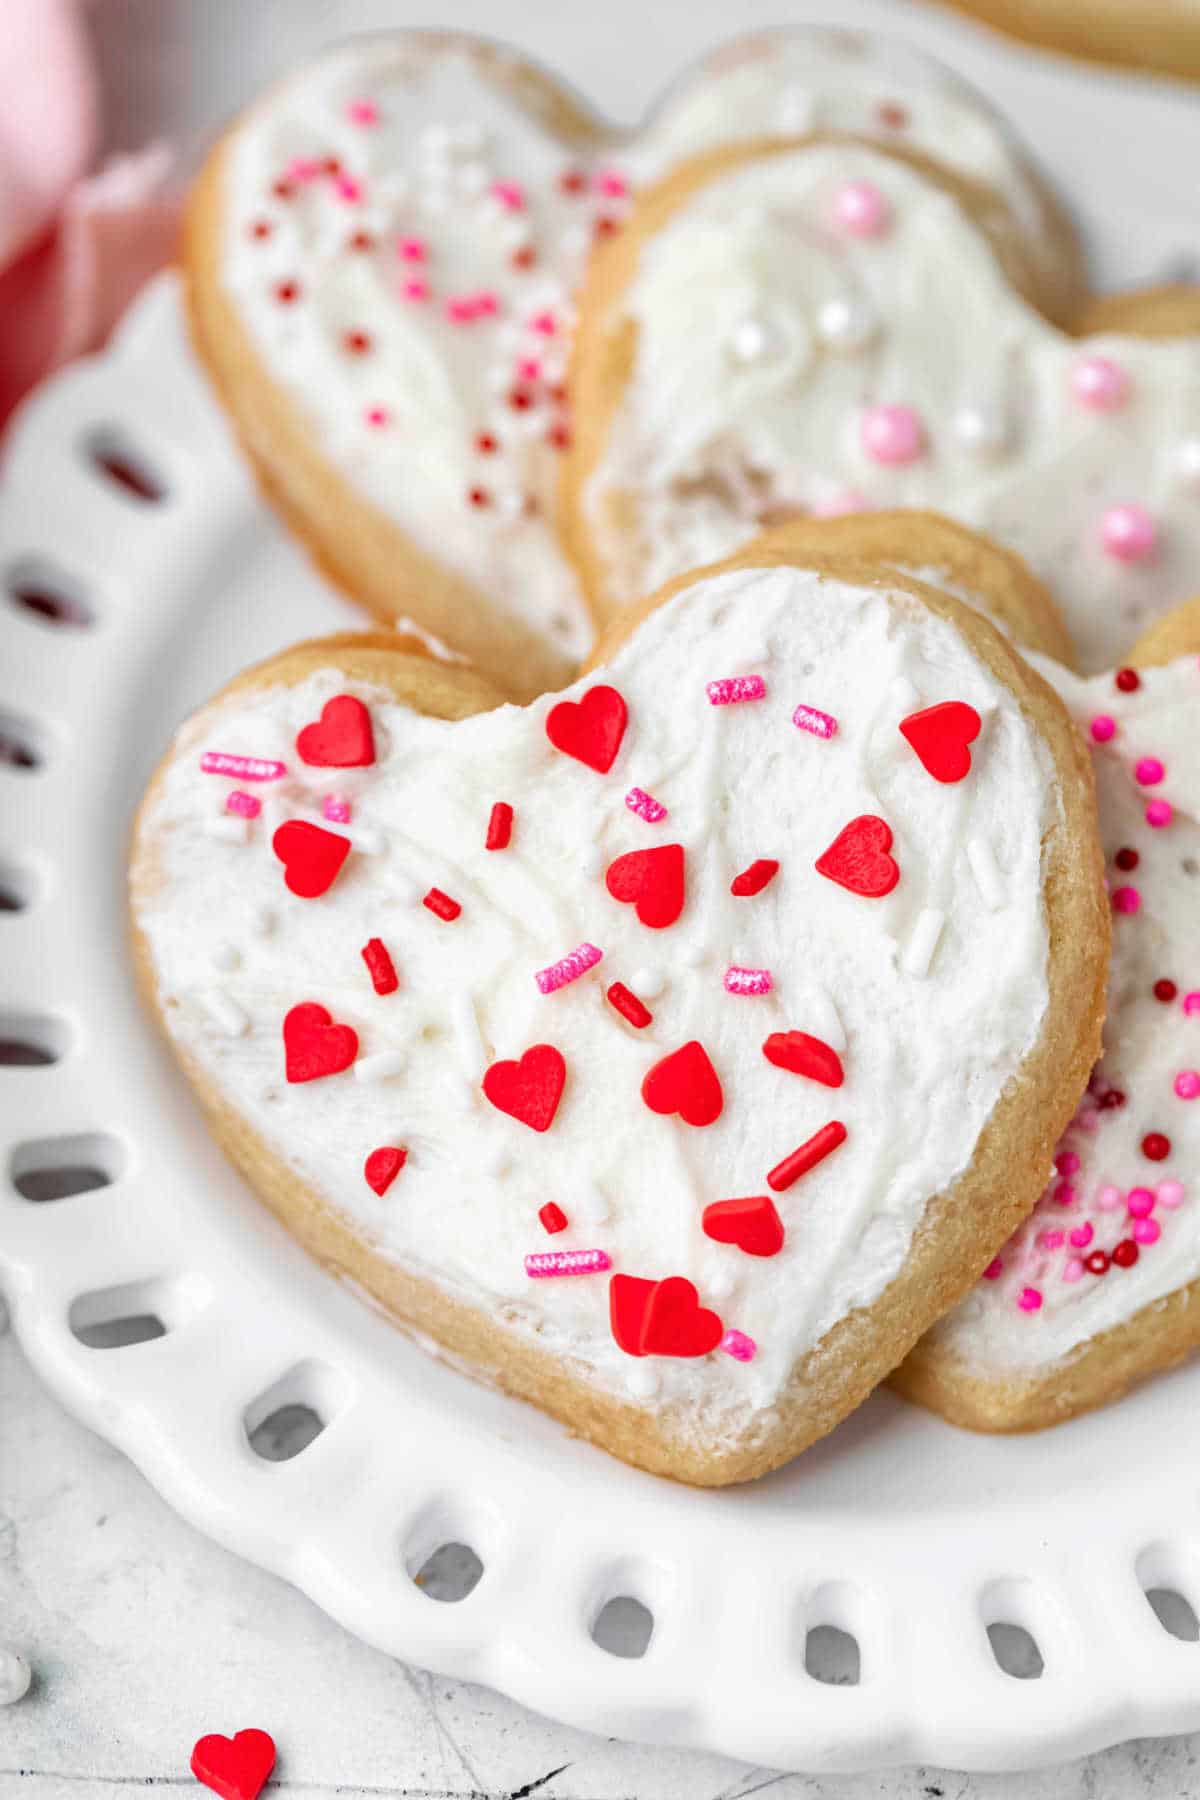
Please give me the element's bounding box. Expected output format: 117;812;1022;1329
539;1202;568;1235
349;229;375;251
343;328;372;354
1112;1238;1139;1268
364;1145;406;1195
730;859;779;897
607;981;652;1029
766;1121;847;1192
511;245;537;270
486;801;513;850
423;888;461;922
274;278;300;304
547;421;572;451
1085;1250;1111;1276
1114;847;1139;871
249;219;272;240
508;387;534;411
475;432;499;454
1143;1132;1171;1161
272;177;295;200
559;169;587;195
594;215;620;239
1115;667;1141;692
468;486;490;507
1155;979;1178;1002
361;937;398;994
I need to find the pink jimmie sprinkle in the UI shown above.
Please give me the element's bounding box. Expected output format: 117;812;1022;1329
201;751;287;782
706;675;766;705
793;703;839;739
446;290;499;323
1112;886;1141;914
1037;1230;1066;1250
226;790;261;820
720;1329;757;1362
525;1248;612;1278
1090;714;1117;743
286;156;321;183
982;1258;1003;1280
625;787;667;823
535;942;603;995
724;966;773;996
1018;1286;1043;1312
1147;800;1173;828
322;795;352;824
1175;1071;1200;1099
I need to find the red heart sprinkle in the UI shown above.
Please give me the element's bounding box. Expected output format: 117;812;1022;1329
545;683;627;772
482;1044;566;1132
364;1145;406;1195
272;820;351;898
730;858;779;896
815;815;899;898
762;1030;844;1088
609;1273;724;1358
190;1729;276;1800
609;1272;657;1356
283;1002;359;1083
605;844;685;928
701;1196;785;1258
641;1039;723;1127
295;693;375;766
899;700;982;784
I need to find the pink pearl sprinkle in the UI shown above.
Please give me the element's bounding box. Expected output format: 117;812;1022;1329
535;942;603;995
1133;1219;1162;1246
1158;1180;1186;1208
720;1328;757;1363
1096;1184;1123;1211
1135;757;1165;785
1062;1258;1084;1284
983;1257;1004;1279
1184;993;1200;1017
322;795;352;824
1071;356;1130;410
860;403;925;465
1018;1286;1043;1312
491;181;526;211
347;99;379;126
1069;1223;1094;1248
1146;800;1173;828
1127;1187;1156;1218
398;237;428;263
724;966;773;996
1037;1230;1066;1250
364;405;390;428
1090;714;1117;743
706;675;766;705
625;786;667;823
1056;1150;1081;1176
833;180;890;236
226;790;261;819
1100;504;1157;562
792;703;839;739
1175;1070;1200;1099
402;277;430;302
1112;885;1141;914
525;1249;612;1279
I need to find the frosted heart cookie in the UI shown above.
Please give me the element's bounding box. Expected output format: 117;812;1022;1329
561;137;1200;672
130;534;1107;1484
184;27;1080;698
897;600;1200;1430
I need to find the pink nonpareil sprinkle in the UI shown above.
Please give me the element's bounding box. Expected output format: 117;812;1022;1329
1175;1070;1200;1099
529;310;557;336
225;790;261;819
1133;1218;1162;1245
625;787;667;823
1089;714;1116;743
1062;1258;1084;1284
401;277;430;302
982;1258;1003;1280
1112;885;1141;914
535;942;603;995
1135;757;1166;786
491;180;526;211
1158;1180;1186;1208
1146;800;1173;828
516;355;542;381
398;237;428;263
446;290;499;323
1127;1187;1156;1217
1068;1223;1093;1248
1018;1286;1043;1312
322;795;352;824
1037;1230;1065;1250
525;1248;612;1278
364;405;390;427
724;966;773;996
595;168;629;198
1055;1150;1080;1176
720;1328;757;1362
1096;1184;1123;1211
706;675;766;705
335;174;364;204
201;751;287;782
1052;1182;1075;1206
347;99;379;126
792;703;839;739
1184;993;1200;1017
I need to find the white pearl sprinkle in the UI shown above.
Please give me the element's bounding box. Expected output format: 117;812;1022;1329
0;1647;31;1706
815;294;877;352
354;1049;406;1084
727;317;771;364
953;402;1010;459
630;966;665;999
1174;437;1200;490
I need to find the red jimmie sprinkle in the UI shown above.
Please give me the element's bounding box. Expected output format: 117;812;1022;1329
730;858;779;897
361;937;398;994
486;801;514;850
423;888;461;921
767;1121;847;1192
607;981;653;1028
539;1202;568;1235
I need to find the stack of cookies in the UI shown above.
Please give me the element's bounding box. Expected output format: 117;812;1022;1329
131;28;1200;1484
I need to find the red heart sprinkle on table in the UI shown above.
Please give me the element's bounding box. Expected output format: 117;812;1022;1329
364;1145;407;1195
272;820;351;898
762;1031;844;1088
730;858;779;896
702;1196;785;1258
899;701;982;784
295;693;375;766
641;1039;723;1126
190;1728;276;1800
482;1044;567;1132
539;1201;568;1234
485;800;514;849
815;815;899;897
767;1120;848;1191
283;1002;359;1083
605;844;685;928
361;937;398;994
544;683;627;772
606;981;653;1028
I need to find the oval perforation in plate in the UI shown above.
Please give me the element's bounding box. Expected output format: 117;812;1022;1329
5;556;95;630
80;425;170;507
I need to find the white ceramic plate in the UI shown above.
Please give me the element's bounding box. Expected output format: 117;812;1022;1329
3;41;1200;1769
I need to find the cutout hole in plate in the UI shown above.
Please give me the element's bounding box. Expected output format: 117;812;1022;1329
805;1623;861;1687
0;856;37;912
401;1499;495;1604
986;1621;1044;1680
10;1130;125;1201
0;708;49;772
68;1275;208;1350
243;1359;351;1463
1146;1588;1200;1642
591;1595;654;1659
0;1013;71;1067
82;426;168;504
6;558;94;629
797;1580;873;1688
411;1542;485;1604
1137;1545;1200;1641
980;1577;1048;1680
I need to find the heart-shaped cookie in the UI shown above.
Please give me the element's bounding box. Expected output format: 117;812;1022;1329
562;136;1200;672
184;27;1081;698
898;597;1200;1430
130;530;1107;1484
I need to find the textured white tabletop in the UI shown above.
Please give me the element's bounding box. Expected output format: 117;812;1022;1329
4;0;1200;1793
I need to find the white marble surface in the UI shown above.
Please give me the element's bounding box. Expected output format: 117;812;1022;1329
5;0;1200;1792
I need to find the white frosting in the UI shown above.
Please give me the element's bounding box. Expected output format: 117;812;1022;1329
134;567;1058;1440
220;30;1072;673
931;652;1200;1374
583;142;1200;672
